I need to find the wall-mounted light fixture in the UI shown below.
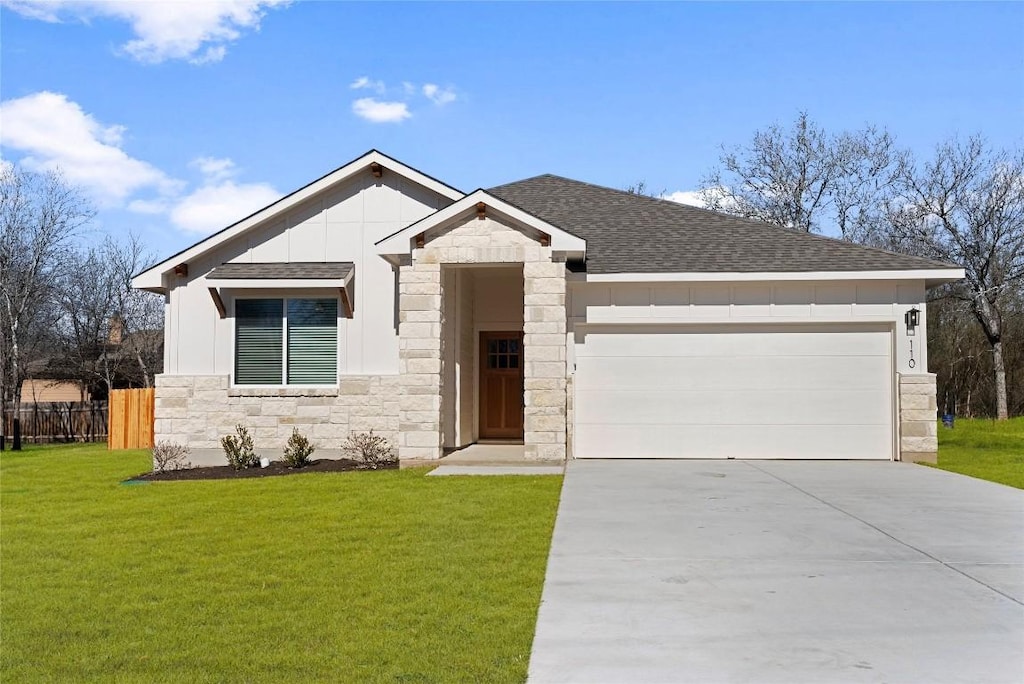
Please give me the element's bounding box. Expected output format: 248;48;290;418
476;202;487;220
905;307;920;334
174;263;189;277
369;162;383;178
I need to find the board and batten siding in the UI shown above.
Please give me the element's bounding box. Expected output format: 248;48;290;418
162;172;452;379
568;280;928;374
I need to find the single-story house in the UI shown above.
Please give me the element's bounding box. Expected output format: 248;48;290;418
132;150;963;467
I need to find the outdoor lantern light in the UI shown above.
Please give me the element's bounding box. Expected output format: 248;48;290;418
905;307;921;333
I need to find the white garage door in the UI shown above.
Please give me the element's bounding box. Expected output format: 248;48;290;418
573;325;893;459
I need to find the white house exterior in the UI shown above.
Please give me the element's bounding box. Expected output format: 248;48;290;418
133;150;964;466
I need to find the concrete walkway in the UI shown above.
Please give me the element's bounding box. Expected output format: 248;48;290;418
528;460;1024;684
425;443;564;475
427;465;562;476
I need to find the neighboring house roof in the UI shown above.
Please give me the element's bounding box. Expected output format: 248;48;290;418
207;262;354;280
488;174;959;274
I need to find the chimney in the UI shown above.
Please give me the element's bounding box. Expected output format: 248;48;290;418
108;315;124;345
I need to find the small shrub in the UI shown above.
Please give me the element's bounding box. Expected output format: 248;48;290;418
342;430;396;469
221;424;258;470
282;428;316;468
152;441;192;472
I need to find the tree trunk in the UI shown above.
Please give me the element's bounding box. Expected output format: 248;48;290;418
993;339;1009;420
971;294;1009;421
135;345;152;388
11;331;21;450
12;394;21;450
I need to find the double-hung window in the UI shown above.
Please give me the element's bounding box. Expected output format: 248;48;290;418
235;298;338;385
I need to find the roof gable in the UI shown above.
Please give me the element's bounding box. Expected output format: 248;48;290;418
132;150;464;291
488;174;962;275
375;189;586;258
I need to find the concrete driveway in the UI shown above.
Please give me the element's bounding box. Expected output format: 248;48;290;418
528;461;1024;683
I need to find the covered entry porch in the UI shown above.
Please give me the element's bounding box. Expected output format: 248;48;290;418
376;190;586;463
441;265;526;449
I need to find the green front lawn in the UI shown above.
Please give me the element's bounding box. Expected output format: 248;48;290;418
930;417;1024;489
1;444;563;683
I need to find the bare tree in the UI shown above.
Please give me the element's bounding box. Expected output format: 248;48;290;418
701;112;899;237
0;166;93;449
107;234;163;387
889;137;1024;420
624;181;665;198
54;244;122;397
54;234;164;400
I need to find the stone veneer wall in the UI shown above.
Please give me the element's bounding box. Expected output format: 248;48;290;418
397;215;568;462
565;373;574;460
898;373;938;463
154;374;400;467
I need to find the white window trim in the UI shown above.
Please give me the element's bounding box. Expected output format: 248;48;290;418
231;295;341;389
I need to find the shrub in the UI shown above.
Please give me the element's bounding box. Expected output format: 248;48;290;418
342;430;396;469
282;428;316;468
221;424;258;470
152;441;192;472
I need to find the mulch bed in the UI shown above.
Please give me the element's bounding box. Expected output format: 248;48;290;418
127;458;397;482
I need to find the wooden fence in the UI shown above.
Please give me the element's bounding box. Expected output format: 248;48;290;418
2;401;108;443
108;388;155;450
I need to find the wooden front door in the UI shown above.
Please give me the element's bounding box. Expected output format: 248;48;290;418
479;332;524;440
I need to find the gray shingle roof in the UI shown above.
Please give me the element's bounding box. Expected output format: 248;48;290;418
207;262;354;279
488;174;956;274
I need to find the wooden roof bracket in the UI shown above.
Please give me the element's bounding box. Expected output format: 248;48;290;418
339;287;354;319
208;287;226;318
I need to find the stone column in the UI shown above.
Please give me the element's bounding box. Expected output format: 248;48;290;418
898;373;938;463
523;261;567;461
397;260;444;461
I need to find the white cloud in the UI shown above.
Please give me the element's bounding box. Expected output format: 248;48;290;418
347;77;458;121
190;156;237;182
0;91;280;234
1;0;289;64
352;97;411;124
169;179;279;233
662;186;735;211
349;76;386;94
422;83;456;106
0;91;179;206
662;190;707;208
126;198;169;215
166;154;280;233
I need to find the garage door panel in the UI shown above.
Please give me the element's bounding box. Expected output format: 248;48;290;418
575;388;892;425
573;326;893;460
574;356;890;392
574;424;893;459
576;328;892;358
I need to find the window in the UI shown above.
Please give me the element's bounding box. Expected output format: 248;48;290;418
235;298;338;385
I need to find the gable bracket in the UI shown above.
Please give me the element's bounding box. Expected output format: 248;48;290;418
208;287;226;319
339;287;354;319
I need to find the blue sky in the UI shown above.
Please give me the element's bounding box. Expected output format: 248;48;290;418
1;1;1022;260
